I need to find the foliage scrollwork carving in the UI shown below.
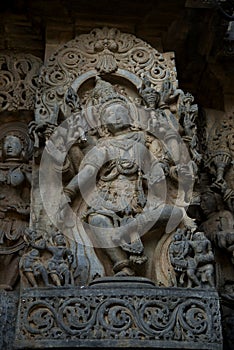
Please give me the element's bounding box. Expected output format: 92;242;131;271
15;288;222;348
0;54;42;112
34;27;177;123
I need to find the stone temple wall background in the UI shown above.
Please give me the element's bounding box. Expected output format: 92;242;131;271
0;1;233;349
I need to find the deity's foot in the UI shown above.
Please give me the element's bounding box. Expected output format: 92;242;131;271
114;267;135;277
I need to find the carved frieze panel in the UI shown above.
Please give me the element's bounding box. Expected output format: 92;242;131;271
15;283;222;349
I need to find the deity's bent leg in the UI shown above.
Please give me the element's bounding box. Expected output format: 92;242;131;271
24;271;38;288
88;213;135;276
141;205;183;234
37;265;51;287
50;273;61;286
114;205;184;243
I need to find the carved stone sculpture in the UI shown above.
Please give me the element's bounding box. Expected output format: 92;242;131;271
15;285;222;349
20;229;74;288
0;54;42;113
205;114;234;211
34;27;178;124
40;75;202;281
190;231;215;287
200;190;234;261
0;123;32;290
13;27;223;349
169;229;215;288
30;28;204;285
20;249;50;288
217;231;234;264
46;231;74;286
197;188;234;303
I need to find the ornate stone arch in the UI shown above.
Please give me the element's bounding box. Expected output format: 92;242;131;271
35;27;177;124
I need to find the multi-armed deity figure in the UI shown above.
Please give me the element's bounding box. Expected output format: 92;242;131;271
50;76;199;280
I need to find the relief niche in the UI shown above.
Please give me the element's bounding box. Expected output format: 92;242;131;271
26;27;208;288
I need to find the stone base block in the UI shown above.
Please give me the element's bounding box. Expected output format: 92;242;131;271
15;278;222;349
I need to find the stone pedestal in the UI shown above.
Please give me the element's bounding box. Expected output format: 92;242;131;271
15;278;222;349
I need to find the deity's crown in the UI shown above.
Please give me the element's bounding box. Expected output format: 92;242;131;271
92;76;130;116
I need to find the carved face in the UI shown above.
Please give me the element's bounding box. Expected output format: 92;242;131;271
193;232;205;241
54;233;66;246
102;103;131;134
141;87;159;108
200;193;218;215
3;135;23;159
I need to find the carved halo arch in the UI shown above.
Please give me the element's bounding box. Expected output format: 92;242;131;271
34;27;177;125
